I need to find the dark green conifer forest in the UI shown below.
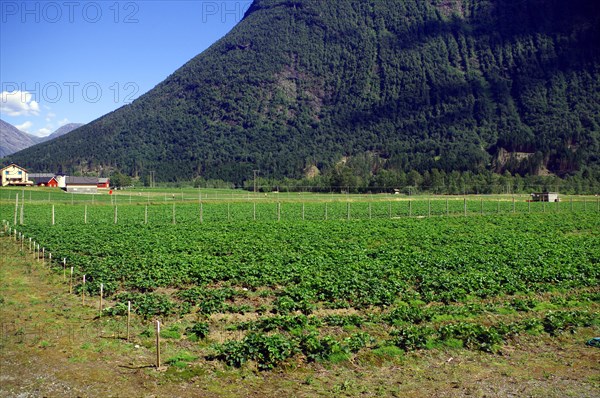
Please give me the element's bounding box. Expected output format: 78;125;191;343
5;0;600;190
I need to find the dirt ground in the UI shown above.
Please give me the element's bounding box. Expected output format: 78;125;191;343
1;237;599;397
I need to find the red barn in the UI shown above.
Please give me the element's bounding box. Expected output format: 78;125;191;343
29;173;59;187
98;178;110;189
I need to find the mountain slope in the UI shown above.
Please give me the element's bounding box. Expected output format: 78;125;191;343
0;119;42;158
38;123;84;143
6;0;600;183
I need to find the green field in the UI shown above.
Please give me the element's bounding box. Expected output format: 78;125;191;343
1;189;598;371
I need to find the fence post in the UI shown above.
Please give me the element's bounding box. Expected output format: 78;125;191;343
156;320;161;368
127;301;131;342
19;195;24;225
99;283;104;314
14;194;19;225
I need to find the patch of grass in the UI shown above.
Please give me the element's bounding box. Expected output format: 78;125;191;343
164;365;206;381
370;345;404;361
328;351;351;364
68;355;88;363
160;325;182;339
533;302;558;312
443;338;464;349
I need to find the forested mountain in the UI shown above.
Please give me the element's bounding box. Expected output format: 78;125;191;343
0;119;42;157
5;0;600;184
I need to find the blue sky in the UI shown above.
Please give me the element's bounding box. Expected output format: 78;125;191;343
1;1;251;136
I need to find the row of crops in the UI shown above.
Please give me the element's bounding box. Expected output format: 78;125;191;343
3;198;600;225
1;202;599;370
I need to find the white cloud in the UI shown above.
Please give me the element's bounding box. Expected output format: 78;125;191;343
58;118;69;127
0;91;40;116
45;112;56;122
36;128;52;137
15;121;33;132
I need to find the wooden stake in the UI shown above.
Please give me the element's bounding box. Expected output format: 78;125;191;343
99;283;103;314
145;205;148;224
156;320;161;368
570;197;573;212
14;193;18;225
84;205;87;224
82;275;86;305
19;195;24;225
114;206;118;224
172;204;176;224
52;205;55;225
127;301;131;342
63;258;66;280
